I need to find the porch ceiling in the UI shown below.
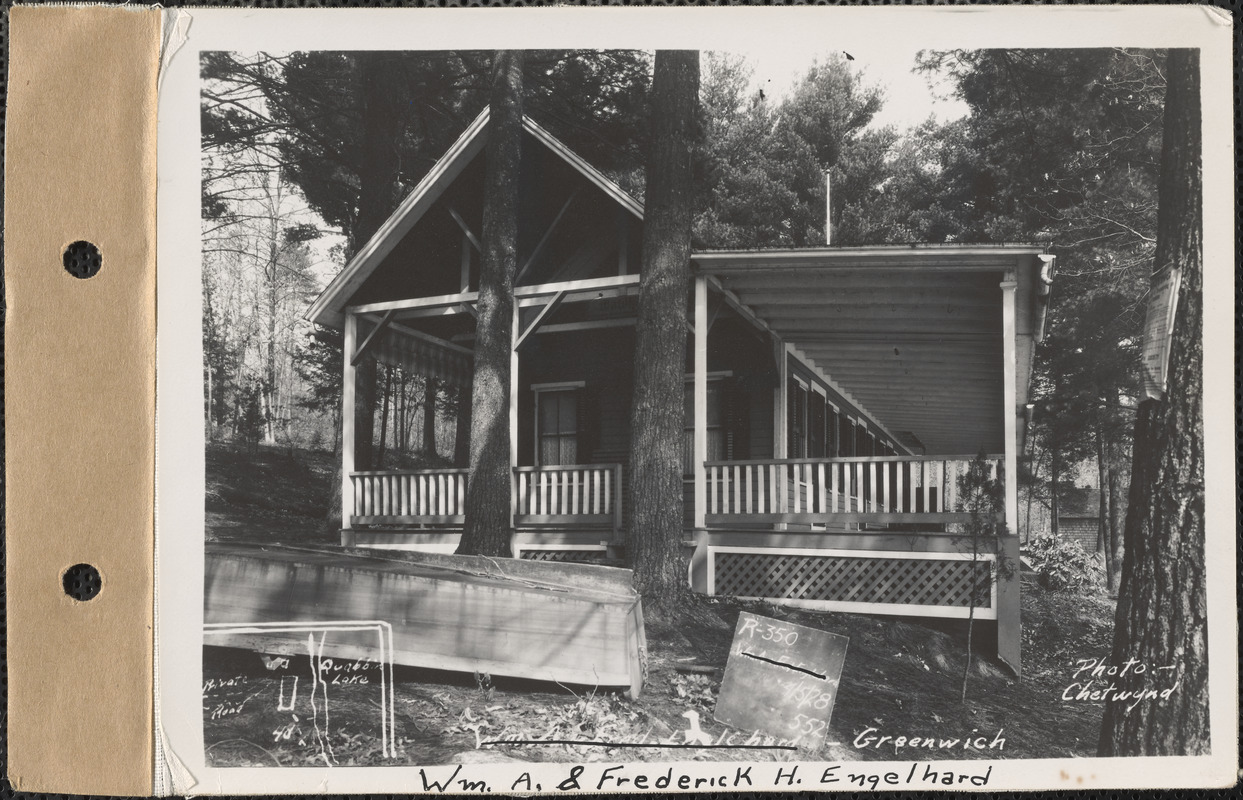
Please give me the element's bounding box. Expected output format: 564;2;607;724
693;246;1051;456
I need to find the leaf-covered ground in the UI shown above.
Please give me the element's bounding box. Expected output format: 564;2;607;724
203;442;1117;767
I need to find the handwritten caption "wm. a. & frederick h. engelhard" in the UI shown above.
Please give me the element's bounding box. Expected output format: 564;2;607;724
413;761;995;794
1062;657;1180;711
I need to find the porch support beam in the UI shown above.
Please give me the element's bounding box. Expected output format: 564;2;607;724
998;275;1021;675
341;313;358;545
705;275;778;340
383;320;475;357
509;300;520;533
516;188;580;284
693;276;708;529
347;275;640;316
689;275;710;593
351;309;396;366
447;206;482;253
515;290;566;350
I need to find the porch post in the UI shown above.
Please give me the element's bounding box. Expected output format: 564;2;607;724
773;339;788;459
693;276;708;529
1001;278;1019;529
689;275;710;591
997;276;1021;674
341;312;358;547
510;302;520;537
773;338;789;531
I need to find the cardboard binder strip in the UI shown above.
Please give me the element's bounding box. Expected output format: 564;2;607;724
5;6;161;795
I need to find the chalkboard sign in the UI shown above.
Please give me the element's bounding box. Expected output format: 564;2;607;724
714;612;848;751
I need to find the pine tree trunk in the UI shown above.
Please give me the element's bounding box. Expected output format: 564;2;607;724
457;50;523;557
423;376;438;458
1107;460;1123;592
325;51;405;515
454;383;472;467
376;365;391;467
263;234;279;445
1098;49;1206;757
1095;422;1109;556
627;51;700;619
1049;445;1060;536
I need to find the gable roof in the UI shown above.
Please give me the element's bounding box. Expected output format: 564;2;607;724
307;108;643;329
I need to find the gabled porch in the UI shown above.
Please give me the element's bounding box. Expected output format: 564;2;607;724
308;108;1052;674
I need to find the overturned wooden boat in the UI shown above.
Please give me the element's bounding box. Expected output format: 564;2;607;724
204;542;645;697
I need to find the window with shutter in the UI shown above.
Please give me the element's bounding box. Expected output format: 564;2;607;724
809;391;826;458
788;378;807;458
683;379;728;475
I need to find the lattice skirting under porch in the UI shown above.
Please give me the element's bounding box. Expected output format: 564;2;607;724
516;545;610;564
709;547;996;620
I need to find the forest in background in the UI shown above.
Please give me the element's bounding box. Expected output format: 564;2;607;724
200;48;1168;568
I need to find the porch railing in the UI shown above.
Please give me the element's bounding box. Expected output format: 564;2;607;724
349;463;622;535
515;464;623;535
703;455;1002;527
351;468;468;525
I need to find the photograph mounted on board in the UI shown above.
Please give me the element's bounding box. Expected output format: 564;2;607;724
193;39;1213;776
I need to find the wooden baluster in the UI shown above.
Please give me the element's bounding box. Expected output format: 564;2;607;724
922;461;930;515
793;463;802;514
596;464;606;516
882;462;890;512
946;461;958;511
868;462;877;512
710;464;720;516
853;463;861;512
802;463;812;514
896;463;905;513
817;462;827;515
754;466;762;514
744;465;753;514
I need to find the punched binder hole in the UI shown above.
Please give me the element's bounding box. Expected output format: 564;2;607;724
63;240;102;279
63;563;102;601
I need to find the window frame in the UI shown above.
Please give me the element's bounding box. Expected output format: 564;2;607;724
532;381;585;466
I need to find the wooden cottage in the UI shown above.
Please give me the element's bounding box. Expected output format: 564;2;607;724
308;109;1055;673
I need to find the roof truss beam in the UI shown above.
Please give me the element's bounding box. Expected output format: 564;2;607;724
351;309;396;366
515;290;566;350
